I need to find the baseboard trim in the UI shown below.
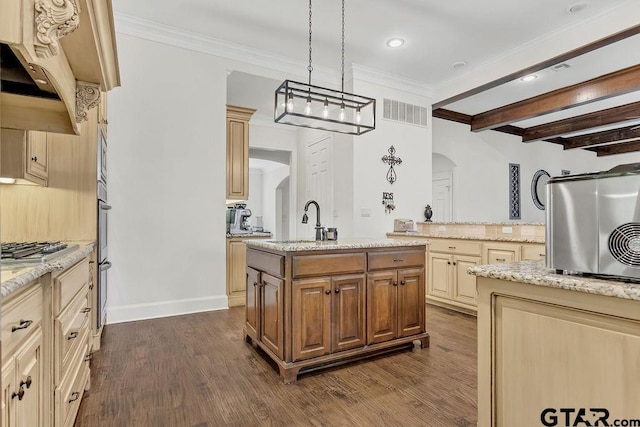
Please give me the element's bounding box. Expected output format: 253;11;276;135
107;296;228;324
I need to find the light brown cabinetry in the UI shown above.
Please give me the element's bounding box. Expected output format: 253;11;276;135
226;105;256;200
484;242;521;264
245;244;429;383
1;282;44;427
0;129;49;186
226;235;272;307
521;244;546;261
477;276;640;427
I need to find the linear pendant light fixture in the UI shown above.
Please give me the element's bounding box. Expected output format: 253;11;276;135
274;0;376;135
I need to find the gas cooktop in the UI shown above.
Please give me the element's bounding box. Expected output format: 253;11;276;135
1;242;79;265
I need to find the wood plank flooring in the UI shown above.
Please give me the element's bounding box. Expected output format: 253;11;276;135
75;304;477;426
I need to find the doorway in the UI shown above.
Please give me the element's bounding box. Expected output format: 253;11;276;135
432;153;456;222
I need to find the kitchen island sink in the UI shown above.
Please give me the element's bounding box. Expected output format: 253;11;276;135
244;238;429;383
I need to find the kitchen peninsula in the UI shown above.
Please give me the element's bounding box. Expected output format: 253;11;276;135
470;261;640;427
244;238;429;383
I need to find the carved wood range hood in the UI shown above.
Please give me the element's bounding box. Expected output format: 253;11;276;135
0;0;120;135
433;25;640;157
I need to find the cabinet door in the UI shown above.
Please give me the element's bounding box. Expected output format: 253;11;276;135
397;268;425;337
332;275;366;352
2;359;15;427
292;278;331;361
245;267;260;339
227;241;247;307
26;131;48;181
15;329;42;427
452;255;480;306
428;253;452;300
226;116;249;200
486;248;518;264
521;244;546;261
366;271;397;344
260;273;284;359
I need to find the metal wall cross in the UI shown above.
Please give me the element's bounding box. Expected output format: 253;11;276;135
381;145;402;184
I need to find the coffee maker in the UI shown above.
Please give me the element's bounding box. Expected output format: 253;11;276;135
227;203;253;234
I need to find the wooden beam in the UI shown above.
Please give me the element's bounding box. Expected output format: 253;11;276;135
562;126;640;149
471;64;640;132
432;108;471;124
586;139;640;156
432;24;640;109
522;101;640;142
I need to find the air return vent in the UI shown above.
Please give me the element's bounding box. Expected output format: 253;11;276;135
608;222;640;267
382;98;429;127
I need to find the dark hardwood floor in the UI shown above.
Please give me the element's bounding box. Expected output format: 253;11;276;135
75;304;477;427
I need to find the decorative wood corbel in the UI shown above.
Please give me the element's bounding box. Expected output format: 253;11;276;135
34;0;81;59
76;82;101;123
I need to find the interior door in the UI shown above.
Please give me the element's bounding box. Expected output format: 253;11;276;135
432;174;452;222
306;136;333;229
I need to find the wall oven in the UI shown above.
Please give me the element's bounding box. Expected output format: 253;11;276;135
97;132;111;329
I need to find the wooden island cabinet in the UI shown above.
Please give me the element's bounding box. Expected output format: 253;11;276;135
244;239;429;383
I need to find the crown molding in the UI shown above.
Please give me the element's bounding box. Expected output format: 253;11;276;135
350;64;433;98
114;12;340;85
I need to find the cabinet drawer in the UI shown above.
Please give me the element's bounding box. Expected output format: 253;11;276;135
293;253;365;278
54;258;90;314
55;344;90;427
522;244;546;261
2;283;42;359
55;290;90;381
367;250;424;271
247;249;284;278
430;239;482;256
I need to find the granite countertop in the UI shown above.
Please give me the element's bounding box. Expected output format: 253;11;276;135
416;221;545;226
1;242;95;298
386;232;544;244
469;260;640;301
226;232;272;239
245;237;428;252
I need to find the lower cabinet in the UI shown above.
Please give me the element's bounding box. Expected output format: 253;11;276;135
484;242;521;264
245;245;429;383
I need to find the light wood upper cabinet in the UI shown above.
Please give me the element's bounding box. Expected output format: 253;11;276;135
226;105;256;200
0;129;49;186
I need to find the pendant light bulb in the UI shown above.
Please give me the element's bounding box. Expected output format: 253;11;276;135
323;98;329;118
286;90;294;112
356;107;361;124
305;95;312;115
339;102;345;121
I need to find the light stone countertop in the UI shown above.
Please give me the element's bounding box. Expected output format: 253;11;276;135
468;260;640;301
416;221;545;226
245;237;428;252
386;232;545;244
1;242;95;298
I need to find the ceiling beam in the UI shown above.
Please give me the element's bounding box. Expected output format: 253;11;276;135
586;139;640;156
432;24;640;109
471;64;640;132
522;101;640;142
562;125;640;149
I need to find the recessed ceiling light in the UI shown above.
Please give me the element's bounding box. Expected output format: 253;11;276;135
386;38;404;48
568;2;588;13
521;74;538;82
452;61;467;69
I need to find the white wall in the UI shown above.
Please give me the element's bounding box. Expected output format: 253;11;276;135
107;33;228;323
433;118;640;223
247;169;264;226
262;165;290;237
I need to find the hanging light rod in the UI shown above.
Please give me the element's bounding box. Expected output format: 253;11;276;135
274;0;376;136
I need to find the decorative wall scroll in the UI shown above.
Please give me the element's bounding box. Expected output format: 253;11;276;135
382;192;395;214
34;0;81;59
381;145;402;184
509;163;521;220
76;82;101;122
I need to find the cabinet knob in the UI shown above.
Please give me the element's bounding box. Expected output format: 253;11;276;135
392;282;398;286
81;307;91;313
68;391;80;403
68;331;79;340
400;280;406;285
447;261;451;265
253;282;258;287
20;376;32;389
334;288;340;294
11;387;25;401
11;319;33;332
84;353;93;362
31;156;37;162
325;289;331;295
453;262;457;266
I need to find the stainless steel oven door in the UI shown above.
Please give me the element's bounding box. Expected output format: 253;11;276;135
98;200;111;262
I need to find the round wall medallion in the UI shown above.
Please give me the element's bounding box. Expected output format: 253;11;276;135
531;169;551;210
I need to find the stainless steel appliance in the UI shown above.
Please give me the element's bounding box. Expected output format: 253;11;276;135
1;242;78;265
547;162;640;280
227;203;253;234
97;152;111;329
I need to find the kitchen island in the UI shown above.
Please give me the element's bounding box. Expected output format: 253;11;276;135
470;261;640;427
244;238;429;383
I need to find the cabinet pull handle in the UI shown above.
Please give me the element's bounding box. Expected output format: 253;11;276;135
68;331;79;340
81;307;91;313
334;288;340;293
496;258;506;262
31;156;37;162
400;280;406;285
539;253;545;257
12;387;25;401
84;353;93;362
11;319;33;332
20;376;32;389
89;284;94;290
448;246;456;249
393;258;405;263
68;391;80;403
325;289;331;295
253;282;258;287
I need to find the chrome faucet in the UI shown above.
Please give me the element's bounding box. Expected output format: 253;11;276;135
302;200;325;241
